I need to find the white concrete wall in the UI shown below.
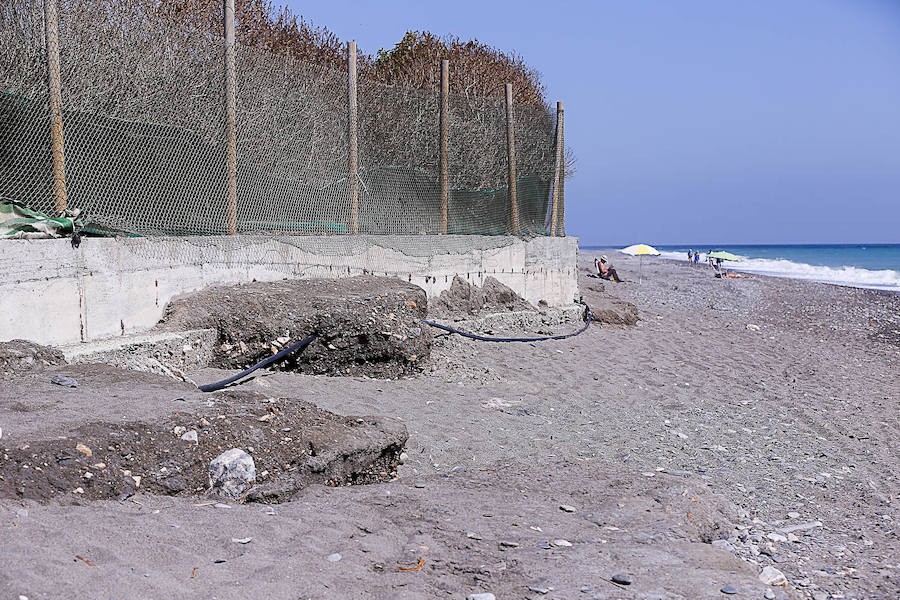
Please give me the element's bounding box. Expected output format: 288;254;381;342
1;235;578;346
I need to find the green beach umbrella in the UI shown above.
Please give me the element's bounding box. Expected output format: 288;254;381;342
708;251;741;261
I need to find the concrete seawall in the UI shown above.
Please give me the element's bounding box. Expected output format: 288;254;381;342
1;235;578;346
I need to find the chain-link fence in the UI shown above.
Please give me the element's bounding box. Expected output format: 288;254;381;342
0;0;565;240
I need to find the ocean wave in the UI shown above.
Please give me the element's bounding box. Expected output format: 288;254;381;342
656;251;900;292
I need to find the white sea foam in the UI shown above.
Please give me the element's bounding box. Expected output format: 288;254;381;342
656;251;900;292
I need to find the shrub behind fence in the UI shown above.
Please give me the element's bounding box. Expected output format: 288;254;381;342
0;0;565;239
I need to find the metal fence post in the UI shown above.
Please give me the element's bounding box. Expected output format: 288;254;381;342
504;83;519;236
44;0;68;214
347;41;359;234
439;59;449;234
223;0;237;235
556;101;565;236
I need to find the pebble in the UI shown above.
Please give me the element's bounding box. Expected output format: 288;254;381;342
778;521;822;534
15;509;27;518
19;596;28;600
764;590;776;600
720;585;737;594
758;566;787;586
787;512;800;519
767;532;787;543
398;452;408;464
75;443;92;457
180;430;198;443
326;553;342;562
611;573;632;585
550;539;572;547
173;426;187;436
499;540;519;548
466;594;495;600
528;586;550;594
812;592;827;600
559;504;577;513
414;483;426;489
231;537;252;544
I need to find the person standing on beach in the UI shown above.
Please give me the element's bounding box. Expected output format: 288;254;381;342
688;249;694;263
693;251;700;264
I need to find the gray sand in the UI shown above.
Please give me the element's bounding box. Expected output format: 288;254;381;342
1;251;897;599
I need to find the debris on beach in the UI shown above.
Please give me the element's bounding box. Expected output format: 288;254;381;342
428;275;533;317
0;381;406;503
0;340;67;379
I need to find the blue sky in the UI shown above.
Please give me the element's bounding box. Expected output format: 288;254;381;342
286;0;900;246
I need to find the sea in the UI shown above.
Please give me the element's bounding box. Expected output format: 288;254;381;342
584;244;900;293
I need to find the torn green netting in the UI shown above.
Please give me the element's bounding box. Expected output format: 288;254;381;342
0;197;83;239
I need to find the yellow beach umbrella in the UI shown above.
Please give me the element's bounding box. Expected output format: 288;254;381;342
620;243;660;256
620;243;660;283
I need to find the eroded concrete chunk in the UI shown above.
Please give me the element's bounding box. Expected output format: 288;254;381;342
158;276;431;378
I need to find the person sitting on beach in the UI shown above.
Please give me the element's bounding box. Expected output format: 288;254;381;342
595;256;622;282
712;257;727;278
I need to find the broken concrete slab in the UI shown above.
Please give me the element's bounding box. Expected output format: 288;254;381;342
157;276;431;379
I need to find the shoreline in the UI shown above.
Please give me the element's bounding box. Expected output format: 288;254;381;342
585;245;900;294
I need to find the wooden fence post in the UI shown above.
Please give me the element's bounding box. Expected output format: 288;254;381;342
556;101;565;236
504;83;518;236
223;0;237;235
550;101;564;236
439;59;449;234
347;41;359;234
44;0;67;214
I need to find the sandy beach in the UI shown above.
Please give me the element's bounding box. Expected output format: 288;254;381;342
1;250;898;599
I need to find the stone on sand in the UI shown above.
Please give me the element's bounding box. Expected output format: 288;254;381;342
759;566;787;586
209;448;256;500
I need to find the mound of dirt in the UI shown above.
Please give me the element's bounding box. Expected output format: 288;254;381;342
428;275;534;317
0;387;406;504
589;296;639;326
0;340;66;379
158;276;431;378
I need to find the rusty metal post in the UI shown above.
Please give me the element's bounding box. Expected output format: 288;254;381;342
347;41;359;234
44;0;67;214
223;0;237;235
550;101;563;236
439;59;449;234
504;83;519;236
556;101;565;236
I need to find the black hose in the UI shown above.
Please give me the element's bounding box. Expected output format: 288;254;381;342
198;335;316;392
199;303;591;391
421;302;592;342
